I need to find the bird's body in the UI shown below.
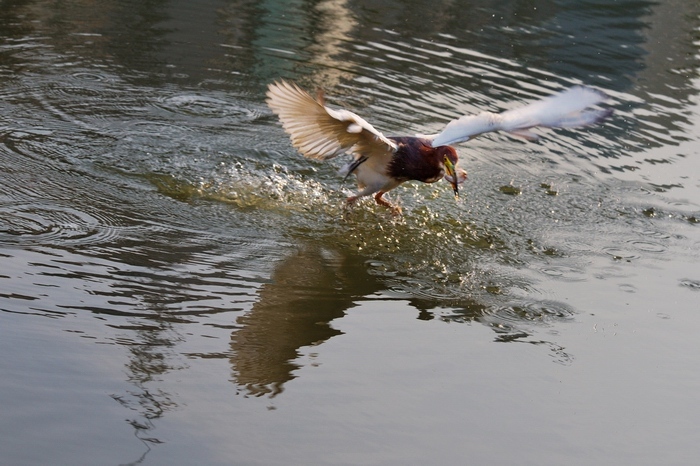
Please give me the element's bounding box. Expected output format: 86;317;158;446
342;136;455;195
384;137;457;184
266;80;611;212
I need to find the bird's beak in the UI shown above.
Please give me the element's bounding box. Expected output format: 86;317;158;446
443;157;459;199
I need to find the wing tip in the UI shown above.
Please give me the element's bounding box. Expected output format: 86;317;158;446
565;85;610;107
266;79;325;108
586;107;614;125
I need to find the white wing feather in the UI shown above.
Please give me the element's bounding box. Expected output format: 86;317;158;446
266;80;396;161
430;86;611;147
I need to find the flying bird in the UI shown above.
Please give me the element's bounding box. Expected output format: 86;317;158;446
266;80;611;213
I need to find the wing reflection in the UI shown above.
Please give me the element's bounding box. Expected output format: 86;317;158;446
230;246;380;397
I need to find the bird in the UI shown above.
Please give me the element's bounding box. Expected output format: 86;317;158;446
266;80;611;214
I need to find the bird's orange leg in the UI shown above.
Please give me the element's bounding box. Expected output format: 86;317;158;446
343;195;361;218
374;191;402;216
344;192;402;215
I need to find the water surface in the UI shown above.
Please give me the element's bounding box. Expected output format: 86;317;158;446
1;0;700;464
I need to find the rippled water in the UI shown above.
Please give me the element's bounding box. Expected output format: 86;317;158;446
1;1;700;464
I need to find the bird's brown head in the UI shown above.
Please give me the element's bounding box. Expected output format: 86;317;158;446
436;146;466;199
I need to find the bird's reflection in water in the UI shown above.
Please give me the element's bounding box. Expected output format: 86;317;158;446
230;246;381;397
229;246;577;397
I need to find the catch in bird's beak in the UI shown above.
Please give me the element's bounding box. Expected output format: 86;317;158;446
443;156;460;199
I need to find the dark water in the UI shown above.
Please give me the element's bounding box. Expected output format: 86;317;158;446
1;0;699;464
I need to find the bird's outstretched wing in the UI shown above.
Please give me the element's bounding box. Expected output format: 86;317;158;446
429;86;612;147
266;80;397;161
